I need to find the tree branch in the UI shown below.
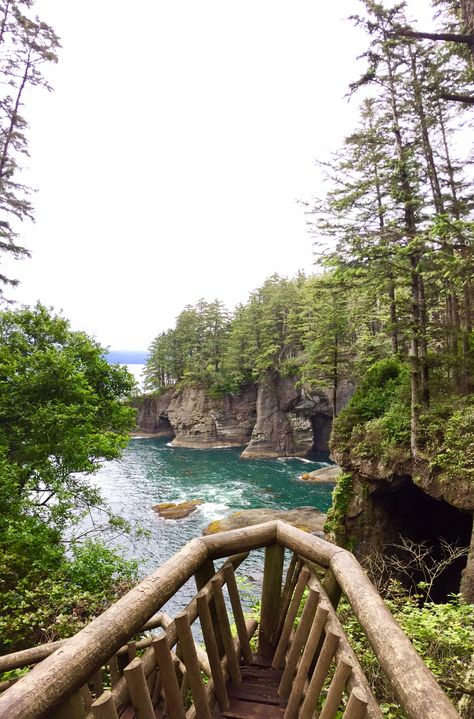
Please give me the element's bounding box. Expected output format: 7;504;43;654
394;29;474;45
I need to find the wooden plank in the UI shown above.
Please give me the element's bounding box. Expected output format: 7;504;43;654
186;619;258;719
222;698;286;719
227;682;281;705
258;543;284;661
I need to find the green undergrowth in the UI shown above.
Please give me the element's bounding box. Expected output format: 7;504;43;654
338;589;474;718
0;535;138;664
331;358;474;483
324;472;353;545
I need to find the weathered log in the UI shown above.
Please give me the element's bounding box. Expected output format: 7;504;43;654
272;566;309;670
123;657;155;719
278;587;320;702
197;589;229;711
343;687;368;719
307;573;382;719
200;521;277;558
152;634;186;719
318;655;353;719
223;564;253;665
0;614;166;673
298;629;340;719
275;520;342;567
90;691;119;719
175;612;212;719
210;577;241;685
284;603;329;719
258;543;285;661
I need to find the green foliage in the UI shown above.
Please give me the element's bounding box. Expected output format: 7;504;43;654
339;592;474;717
332;358;410;454
0;304;139;656
0;540;138;654
0;303;135;531
426;403;474;484
324;472;353;543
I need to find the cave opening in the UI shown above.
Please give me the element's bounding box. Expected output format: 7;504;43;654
156;414;175;437
373;479;472;602
310;413;332;454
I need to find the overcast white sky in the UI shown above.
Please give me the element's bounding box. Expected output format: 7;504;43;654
4;0;432;351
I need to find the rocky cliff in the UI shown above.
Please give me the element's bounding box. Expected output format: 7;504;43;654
134;378;353;456
329;450;474;602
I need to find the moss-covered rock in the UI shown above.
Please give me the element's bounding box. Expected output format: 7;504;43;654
152;500;203;519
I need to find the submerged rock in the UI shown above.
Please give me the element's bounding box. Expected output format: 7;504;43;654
152;499;203;519
203;507;326;535
300;466;341;483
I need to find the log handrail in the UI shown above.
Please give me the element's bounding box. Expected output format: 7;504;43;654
0;520;461;719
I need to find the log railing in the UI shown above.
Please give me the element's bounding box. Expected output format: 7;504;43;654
0;520;461;719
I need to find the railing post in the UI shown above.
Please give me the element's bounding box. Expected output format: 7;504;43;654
195;557;225;657
50;691;86;719
258;542;284;662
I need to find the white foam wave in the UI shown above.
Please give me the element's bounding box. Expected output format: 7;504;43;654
278;456;314;464
198;502;230;520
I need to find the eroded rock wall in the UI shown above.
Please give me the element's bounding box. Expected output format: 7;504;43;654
167;384;257;448
330;453;474;602
133;378;353;455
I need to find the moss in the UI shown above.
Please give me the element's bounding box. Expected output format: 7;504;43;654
324;472;353;546
203;520;223;535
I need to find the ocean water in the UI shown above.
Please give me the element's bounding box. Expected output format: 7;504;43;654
89;437;335;614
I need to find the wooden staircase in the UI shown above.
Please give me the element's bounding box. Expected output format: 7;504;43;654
0;521;461;719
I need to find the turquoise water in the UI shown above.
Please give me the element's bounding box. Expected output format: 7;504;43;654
91;437;335;613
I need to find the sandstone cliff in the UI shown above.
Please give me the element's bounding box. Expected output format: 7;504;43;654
133;378;352;456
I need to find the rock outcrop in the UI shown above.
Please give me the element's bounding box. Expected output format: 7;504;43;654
133;378;353;456
152;500;203;519
241;378;352;459
300;465;341;483
330;451;474;602
167;384;257;448
202;507;326;535
133;391;175;437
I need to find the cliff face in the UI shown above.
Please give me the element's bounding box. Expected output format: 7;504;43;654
134;378;352;455
167;384;257;448
330;451;474;602
240;377;343;459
